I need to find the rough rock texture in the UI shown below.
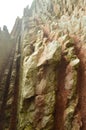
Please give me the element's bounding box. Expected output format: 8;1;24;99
0;20;22;130
0;0;85;130
16;0;86;130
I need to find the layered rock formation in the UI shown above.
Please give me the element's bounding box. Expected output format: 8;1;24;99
17;0;86;130
0;21;22;130
0;0;86;130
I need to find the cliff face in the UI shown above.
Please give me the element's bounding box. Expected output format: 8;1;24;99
0;0;85;130
17;0;86;130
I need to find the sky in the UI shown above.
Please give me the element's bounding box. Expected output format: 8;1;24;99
0;0;33;32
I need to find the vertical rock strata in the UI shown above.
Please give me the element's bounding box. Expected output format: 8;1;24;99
18;0;86;130
0;23;21;129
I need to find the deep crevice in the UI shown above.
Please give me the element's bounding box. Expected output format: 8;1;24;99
54;56;68;130
74;40;86;130
0;48;15;130
9;38;21;130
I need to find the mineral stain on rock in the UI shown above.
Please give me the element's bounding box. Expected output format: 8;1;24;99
0;0;86;130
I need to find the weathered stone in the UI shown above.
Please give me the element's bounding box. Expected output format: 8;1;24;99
17;0;86;130
37;41;61;66
44;91;55;115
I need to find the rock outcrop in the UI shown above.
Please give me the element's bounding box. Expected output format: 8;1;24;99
17;0;86;130
0;0;86;130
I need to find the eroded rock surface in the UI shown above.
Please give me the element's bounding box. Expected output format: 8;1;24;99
17;0;86;130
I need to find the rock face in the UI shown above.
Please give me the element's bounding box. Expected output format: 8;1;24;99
0;0;85;130
17;0;86;130
0;12;22;130
18;0;86;130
